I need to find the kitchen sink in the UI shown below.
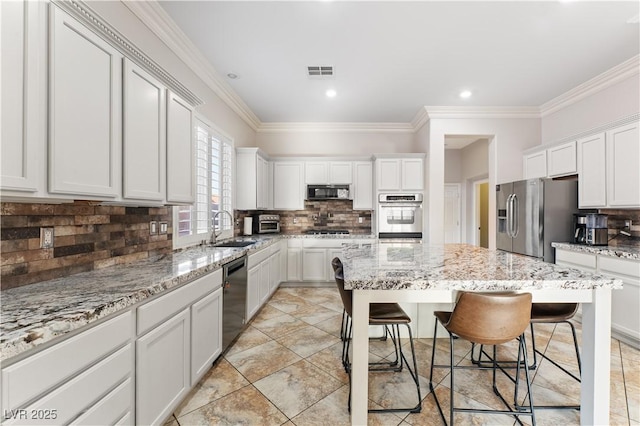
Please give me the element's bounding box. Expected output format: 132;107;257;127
213;240;256;248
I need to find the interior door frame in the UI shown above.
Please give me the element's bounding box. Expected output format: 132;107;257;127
472;178;489;246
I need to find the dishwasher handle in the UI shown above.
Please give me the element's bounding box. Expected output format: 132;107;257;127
224;256;247;277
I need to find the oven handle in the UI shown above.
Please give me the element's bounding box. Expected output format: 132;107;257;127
378;203;423;207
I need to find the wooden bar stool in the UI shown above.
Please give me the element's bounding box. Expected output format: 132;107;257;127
332;257;422;414
429;291;536;426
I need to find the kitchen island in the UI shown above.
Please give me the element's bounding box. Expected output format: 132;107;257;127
340;242;622;426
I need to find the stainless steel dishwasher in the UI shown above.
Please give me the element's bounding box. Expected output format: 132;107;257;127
222;256;247;352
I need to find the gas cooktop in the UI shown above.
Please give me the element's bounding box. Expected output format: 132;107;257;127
304;229;350;235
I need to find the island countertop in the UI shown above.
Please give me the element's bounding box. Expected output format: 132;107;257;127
341;243;623;291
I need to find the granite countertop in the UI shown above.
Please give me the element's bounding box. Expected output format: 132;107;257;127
341;242;623;291
0;233;374;361
551;242;640;261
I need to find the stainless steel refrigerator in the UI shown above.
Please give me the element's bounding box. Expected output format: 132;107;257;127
496;178;577;263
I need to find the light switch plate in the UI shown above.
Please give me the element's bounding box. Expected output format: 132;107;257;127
159;222;168;235
150;221;158;235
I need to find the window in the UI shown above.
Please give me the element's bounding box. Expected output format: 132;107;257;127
174;117;233;248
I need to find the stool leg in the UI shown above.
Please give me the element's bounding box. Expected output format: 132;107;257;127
529;323;538;369
568;320;582;375
429;319;448;424
449;334;455;426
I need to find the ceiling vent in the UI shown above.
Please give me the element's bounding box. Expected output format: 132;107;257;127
307;66;334;78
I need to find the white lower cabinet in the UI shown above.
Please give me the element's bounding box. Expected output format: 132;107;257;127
302;249;327;281
270;251;281;294
326;248;343;282
247;265;261;321
259;261;271;305
287;247;303;281
71;378;132;426
555;248;640;346
136;309;190;426
247;243;283;320
190;287;223;384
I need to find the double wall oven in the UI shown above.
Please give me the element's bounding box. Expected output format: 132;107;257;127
377;193;423;239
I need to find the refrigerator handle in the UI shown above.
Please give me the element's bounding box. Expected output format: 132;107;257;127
512;194;519;237
506;194;513;238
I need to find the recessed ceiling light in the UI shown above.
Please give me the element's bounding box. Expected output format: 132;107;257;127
459;90;472;99
326;89;337;98
227;73;238;79
628;14;639;24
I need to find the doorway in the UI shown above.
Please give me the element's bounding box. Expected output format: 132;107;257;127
444;184;461;243
474;180;489;248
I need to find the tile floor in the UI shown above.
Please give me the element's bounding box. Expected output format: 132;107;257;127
166;287;640;426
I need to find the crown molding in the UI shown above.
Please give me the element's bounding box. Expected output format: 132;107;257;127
411;107;430;130
424;106;541;119
540;55;640;117
257;122;415;133
53;0;202;107
123;1;261;130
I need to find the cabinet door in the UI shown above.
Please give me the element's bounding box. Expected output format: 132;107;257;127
302;249;327;281
607;122;640;207
269;252;280;294
273;162;304;210
167;91;194;204
329;162;353;184
401;158;424;190
523;151;547;179
235;149;258;210
353;161;373;210
136;309;190;426
123;60;166;202
547;141;577;178
599;257;640;342
257;155;270;209
305;162;328;184
260;260;271;305
327;248;343;283
376;159;401;191
577;133;606;208
287;248;302;281
191;288;223;384
247;266;261;320
49;6;121;198
0;1;43;193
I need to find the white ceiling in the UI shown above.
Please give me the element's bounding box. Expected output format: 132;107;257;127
158;1;639;124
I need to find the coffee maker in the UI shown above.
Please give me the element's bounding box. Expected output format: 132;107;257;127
573;214;587;244
586;213;608;246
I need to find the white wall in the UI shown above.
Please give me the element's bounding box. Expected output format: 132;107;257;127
444;150;461;183
90;1;256;146
542;74;640;144
421;117;540;246
254;130;417;155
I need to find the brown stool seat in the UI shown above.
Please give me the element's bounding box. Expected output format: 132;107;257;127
369;304;411;325
530;303;578;323
434;311;451;325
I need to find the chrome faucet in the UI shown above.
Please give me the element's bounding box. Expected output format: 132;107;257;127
210;210;234;245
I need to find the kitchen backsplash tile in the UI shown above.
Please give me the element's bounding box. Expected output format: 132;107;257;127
235;200;372;236
0;202;172;290
598;209;640;247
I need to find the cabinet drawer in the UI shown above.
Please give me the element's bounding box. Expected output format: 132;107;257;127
288;239;303;248
2;312;131;412
6;345;132;425
303;239;351;249
270;243;281;256
248;247;270;268
555;249;596;271
137;269;221;335
599;256;640;279
70;378;132;426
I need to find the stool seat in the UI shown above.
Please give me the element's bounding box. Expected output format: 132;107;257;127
369;304;411;325
530;303;578;323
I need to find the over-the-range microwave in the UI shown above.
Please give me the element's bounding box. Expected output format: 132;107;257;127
307;184;350;200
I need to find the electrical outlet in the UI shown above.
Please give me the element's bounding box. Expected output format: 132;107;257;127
293;217;298;224
40;228;54;249
150;221;158;235
625;219;632;229
159;222;168;235
358;217;363;224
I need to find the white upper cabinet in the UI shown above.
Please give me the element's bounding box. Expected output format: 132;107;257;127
236;148;270;210
547;141;577;178
304;161;353;184
49;6;122;198
352;161;373;210
273;161;304;210
376;156;424;192
166;91;194;204
577;133;607;208
122;60;166;202
523;150;547;180
606;122;640;207
0;1;44;195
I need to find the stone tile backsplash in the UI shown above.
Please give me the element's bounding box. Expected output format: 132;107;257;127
1;202;172;290
598;209;640;247
235;200;372;236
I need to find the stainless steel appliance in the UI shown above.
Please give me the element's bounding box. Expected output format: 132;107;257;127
573;214;587;244
378;193;423;239
305;229;350;235
307;184;350;200
586;213;608;246
222;256;248;352
496;178;577;263
253;214;280;234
